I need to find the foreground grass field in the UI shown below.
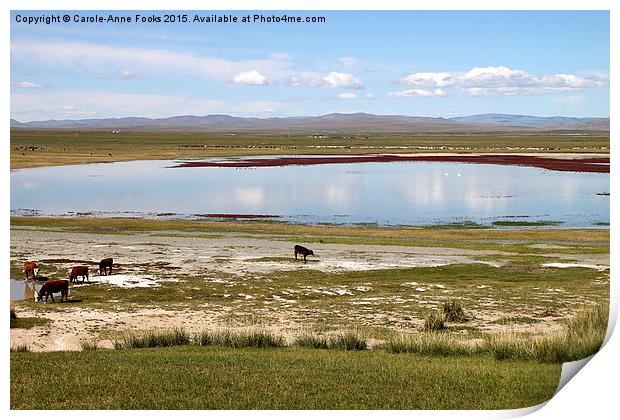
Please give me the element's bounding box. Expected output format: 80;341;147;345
10;346;560;409
10;217;608;409
11;129;609;169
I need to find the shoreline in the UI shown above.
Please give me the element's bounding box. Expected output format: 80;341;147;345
11;150;611;171
174;153;610;173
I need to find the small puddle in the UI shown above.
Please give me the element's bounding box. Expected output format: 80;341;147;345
10;278;76;301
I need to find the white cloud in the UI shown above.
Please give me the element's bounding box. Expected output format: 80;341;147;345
457;66;608;95
11;40;291;82
232;70;268;86
458;66;530;87
388;88;447;98
337;92;359;100
284;71;365;89
322;72;364;89
400;72;453;88
15;81;44;89
393;65;608;97
117;69;141;80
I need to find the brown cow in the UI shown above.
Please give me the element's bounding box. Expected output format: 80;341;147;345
35;280;69;303
99;258;113;276
23;261;39;280
69;266;89;284
294;245;314;263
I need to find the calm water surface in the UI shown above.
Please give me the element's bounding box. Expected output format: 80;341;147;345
10;158;609;227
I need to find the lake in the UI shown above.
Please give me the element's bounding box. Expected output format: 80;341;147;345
10;157;609;227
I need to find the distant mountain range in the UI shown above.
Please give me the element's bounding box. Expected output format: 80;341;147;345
10;113;609;133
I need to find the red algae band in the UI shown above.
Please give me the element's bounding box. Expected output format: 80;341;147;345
174;154;609;173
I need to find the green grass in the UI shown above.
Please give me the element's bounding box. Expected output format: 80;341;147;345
387;333;479;356
10;346;561;409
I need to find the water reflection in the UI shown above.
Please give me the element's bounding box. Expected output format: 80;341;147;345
10;159;609;227
10;279;35;301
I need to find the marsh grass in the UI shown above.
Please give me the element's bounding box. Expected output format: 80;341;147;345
486;303;608;363
423;310;446;332
113;328;191;349
195;329;285;348
564;302;609;360
11;344;30;352
442;300;468;322
293;333;330;349
79;338;101;351
329;331;368;351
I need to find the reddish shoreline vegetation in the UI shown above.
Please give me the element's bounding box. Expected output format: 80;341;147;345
174;154;610;173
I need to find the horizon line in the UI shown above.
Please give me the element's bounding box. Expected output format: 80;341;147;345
10;111;611;124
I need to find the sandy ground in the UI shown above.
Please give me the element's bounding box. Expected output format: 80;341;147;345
10;228;609;352
10;228;511;276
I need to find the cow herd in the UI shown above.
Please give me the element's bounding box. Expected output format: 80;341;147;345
22;244;315;304
23;258;114;304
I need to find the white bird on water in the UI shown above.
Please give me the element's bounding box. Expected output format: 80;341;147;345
444;172;449;177
457;172;462;177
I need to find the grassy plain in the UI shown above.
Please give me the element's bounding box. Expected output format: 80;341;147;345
10;129;609;169
10;346;560;409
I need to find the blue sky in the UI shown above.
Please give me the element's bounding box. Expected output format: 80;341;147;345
10;10;610;121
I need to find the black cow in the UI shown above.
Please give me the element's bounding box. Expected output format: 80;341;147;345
99;258;113;276
294;245;314;263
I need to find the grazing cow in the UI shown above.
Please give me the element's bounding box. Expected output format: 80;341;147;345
294;245;314;263
22;261;39;280
99;258;113;276
34;280;69;303
69;266;89;284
